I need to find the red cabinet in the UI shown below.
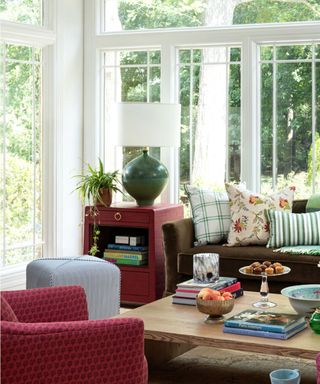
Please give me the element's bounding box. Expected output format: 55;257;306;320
83;203;183;304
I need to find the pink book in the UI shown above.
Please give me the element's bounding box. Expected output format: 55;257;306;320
176;281;241;296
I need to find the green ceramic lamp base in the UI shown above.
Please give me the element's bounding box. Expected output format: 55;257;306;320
122;149;169;206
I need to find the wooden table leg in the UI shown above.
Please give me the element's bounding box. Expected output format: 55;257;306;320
145;340;195;368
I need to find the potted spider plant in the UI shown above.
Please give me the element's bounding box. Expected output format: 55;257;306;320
75;159;122;256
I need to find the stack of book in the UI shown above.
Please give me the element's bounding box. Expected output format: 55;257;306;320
172;277;243;305
223;309;307;339
103;243;148;266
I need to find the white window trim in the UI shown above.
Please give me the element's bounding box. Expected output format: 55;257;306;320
84;0;320;201
0;20;56;47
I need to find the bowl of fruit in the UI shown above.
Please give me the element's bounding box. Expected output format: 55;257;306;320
196;288;235;321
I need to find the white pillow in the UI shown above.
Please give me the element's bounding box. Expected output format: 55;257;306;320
225;183;295;246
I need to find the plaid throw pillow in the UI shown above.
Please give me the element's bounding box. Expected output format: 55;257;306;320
184;185;231;245
266;210;320;248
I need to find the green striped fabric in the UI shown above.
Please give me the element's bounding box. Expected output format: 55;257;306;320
184;185;231;245
266;209;320;248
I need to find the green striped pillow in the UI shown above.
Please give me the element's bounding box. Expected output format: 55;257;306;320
266;209;320;248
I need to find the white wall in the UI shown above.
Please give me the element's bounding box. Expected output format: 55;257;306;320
53;0;84;258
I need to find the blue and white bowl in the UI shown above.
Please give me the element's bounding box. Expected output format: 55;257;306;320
281;284;320;316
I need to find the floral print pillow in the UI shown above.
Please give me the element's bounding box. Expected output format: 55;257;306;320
225;183;295;246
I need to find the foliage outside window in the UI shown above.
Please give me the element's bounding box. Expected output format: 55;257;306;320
260;44;320;197
1;42;43;266
104;0;320;32
0;0;42;25
178;46;241;191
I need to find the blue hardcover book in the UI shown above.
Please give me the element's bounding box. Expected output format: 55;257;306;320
223;322;307;340
224;309;306;334
107;244;148;252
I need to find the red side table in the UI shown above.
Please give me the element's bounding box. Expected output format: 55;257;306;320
84;203;183;304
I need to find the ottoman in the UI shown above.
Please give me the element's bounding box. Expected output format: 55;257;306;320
27;255;120;319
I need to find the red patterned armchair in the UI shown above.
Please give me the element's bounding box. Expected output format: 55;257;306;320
1;286;148;384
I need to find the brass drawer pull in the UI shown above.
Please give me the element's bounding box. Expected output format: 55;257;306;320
114;212;122;221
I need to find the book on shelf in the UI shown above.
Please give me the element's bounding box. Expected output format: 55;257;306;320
107;244;148;252
224;309;307;334
176;276;238;290
104;249;147;260
114;235;145;246
172;287;244;306
129;236;145;246
223;322;307;340
103;256;147;266
115;236;130;244
176;281;241;299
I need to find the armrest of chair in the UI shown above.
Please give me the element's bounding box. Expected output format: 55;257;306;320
1;317;147;384
162;217;194;296
2;286;88;323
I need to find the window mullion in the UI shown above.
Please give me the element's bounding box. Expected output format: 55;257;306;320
189;50;194;184
2;44;7;267
225;47;230;183
160;43;178;203
272;44;277;191
311;44;316;194
32;47;36;259
241;38;259;191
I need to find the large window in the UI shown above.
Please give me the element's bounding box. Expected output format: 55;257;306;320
0;1;54;267
1;43;42;266
260;43;320;197
103;0;320;32
178;46;241;191
96;0;319;203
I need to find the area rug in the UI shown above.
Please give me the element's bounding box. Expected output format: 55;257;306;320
148;346;316;384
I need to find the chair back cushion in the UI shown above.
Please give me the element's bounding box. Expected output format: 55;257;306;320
1;295;18;322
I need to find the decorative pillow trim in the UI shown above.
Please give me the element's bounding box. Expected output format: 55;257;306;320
184;185;231;245
273;245;320;255
266;210;320;248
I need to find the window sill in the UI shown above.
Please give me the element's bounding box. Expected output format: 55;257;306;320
0;263;27;290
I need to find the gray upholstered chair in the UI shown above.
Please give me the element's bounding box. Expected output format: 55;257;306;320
27;255;120;319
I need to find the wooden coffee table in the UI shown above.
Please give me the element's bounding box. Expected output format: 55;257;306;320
117;291;319;367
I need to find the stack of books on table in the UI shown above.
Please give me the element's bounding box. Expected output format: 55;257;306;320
103;243;148;266
223;309;307;339
172;277;243;305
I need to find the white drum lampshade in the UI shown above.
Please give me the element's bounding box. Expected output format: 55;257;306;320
112;103;181;206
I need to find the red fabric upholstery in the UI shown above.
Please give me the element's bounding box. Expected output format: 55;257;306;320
1;295;18;322
1;286;148;384
317;353;320;384
2;285;88;322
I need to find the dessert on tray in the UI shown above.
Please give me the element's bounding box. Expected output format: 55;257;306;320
243;261;285;275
